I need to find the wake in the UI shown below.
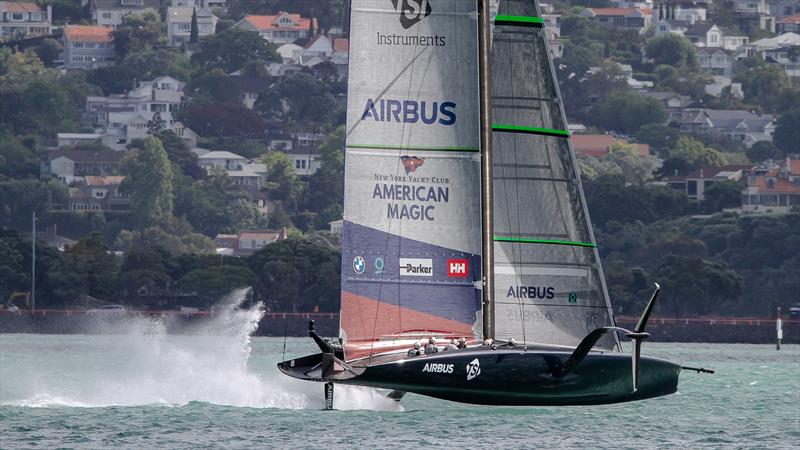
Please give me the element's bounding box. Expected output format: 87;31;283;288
1;289;401;411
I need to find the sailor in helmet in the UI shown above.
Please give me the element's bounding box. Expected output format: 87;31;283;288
457;337;468;349
424;337;439;354
444;339;458;351
507;338;517;348
407;341;421;357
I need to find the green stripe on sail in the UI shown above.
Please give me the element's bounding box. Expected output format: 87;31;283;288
494;15;545;27
492;124;570;138
494;236;596;248
347;144;480;152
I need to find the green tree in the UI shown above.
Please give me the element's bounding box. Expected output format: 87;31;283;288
703;180;744;212
304;126;344;221
261;150;302;202
177;265;257;305
654;255;743;316
645;34;696;69
191;28;280;73
737;64;790;112
258;72;339;127
33;38;63;67
591;91;667;134
64;232;119;300
113;11;163;59
634;124;681;154
668;136;727;169
773;108;800;154
190;7;199;44
745;141;783;163
122;137;174;228
181;102;266;137
187;68;241;103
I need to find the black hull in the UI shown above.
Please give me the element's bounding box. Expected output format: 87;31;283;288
278;348;681;406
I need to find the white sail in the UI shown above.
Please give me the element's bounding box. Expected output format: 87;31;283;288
340;0;484;361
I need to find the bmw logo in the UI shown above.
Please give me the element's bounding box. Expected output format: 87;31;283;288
353;256;366;274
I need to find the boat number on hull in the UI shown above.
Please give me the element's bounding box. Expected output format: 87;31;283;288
422;363;453;374
466;358;481;381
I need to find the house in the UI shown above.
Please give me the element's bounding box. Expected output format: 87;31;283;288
57;133;105;148
654;0;708;22
234;12;317;44
197;151;268;189
226;75;275;109
41;148;125;184
677;109;775;147
59;175;130;212
653;18;691;37
639;91;693;123
571;134;650;158
0;1;51;40
664;165;752;201
742;32;800;78
62;25;114;69
328;219;343;235
696;48;736;77
170;0;226;8
215;228;289;256
166;7;217;46
684;23;748;51
89;0;160;28
777;13;800;33
577;7;653;33
197;150;247;172
286;146;322;177
733;0;775;32
742;158;800;212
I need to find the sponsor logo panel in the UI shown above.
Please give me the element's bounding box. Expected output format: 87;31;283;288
391;0;432;29
399;258;433;277
506;285;556;299
466;358;481;380
447;259;469;278
422;362;454;374
353;256;366;274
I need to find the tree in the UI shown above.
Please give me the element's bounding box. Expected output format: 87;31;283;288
703;180;744;212
773;108;800;154
187;68;241;103
261;150;302;202
63;232;119;300
737;64;790;112
88;49;192;95
603;142;659;183
591;91;667;134
191;28;280;73
654;255;742;316
668;136;727;169
304;127;344;220
113;11;163;59
634;124;681;154
177;265;257;305
583;175;690;227
190;7;199;44
156;130;202;179
33;39;62;67
745;141;783;163
257;72;339;127
181;102;266;137
645;34;696;69
122;137;174;228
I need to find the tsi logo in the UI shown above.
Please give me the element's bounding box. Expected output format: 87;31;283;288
466;358;481;381
399;258;433;277
447;259;469;278
391;0;432;29
422;363;454;374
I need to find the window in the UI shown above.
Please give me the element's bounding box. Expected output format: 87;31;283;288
30;13;41;21
73;42;85;48
178;23;191;30
102;12;112;19
11;13;24;21
295;160;302;169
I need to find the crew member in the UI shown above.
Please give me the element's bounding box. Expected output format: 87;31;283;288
407;341;421;357
457;337;467;349
424;337;438;354
507;338;517;348
444;339;458;351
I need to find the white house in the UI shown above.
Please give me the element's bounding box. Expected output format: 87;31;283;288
197;150;247;172
166;7;217;46
696;48;736;77
577;8;653;33
170;0;226;8
234;12;317;44
654;0;708;23
0;1;51;39
62;25;115;69
286;146;322;177
90;0;160;28
684;23;748;51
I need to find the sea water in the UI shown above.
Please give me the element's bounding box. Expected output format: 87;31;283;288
0;295;798;449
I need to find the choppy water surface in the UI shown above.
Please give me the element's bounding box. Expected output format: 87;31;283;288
1;298;798;449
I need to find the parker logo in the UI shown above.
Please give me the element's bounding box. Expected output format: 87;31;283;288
399;258;433;276
422;363;453;374
466;358;481;381
391;0;432;29
447;259;468;278
400;156;425;174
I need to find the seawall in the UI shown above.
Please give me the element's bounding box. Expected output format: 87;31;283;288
0;311;797;344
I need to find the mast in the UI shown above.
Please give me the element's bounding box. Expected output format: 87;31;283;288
31;211;36;312
477;0;494;341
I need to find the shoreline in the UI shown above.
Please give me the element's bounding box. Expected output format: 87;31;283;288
0;311;797;344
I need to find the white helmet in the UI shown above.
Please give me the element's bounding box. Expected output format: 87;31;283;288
429;337;437;344
483;339;491;346
413;341;420;349
509;338;517;346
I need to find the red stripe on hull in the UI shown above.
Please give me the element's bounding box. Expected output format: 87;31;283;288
341;291;476;361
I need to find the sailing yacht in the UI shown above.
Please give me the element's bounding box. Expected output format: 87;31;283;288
280;0;708;408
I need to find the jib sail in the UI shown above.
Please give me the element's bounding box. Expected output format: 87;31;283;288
341;0;483;361
489;0;619;350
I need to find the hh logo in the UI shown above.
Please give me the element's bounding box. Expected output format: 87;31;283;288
447;259;468;278
466;358;481;381
391;0;432;29
400;156;425;174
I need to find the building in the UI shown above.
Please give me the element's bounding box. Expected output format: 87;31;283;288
41;148;125;184
744;32;800;79
0;1;51;40
733;0;775;32
571;134;650;158
197;150;247;172
89;0;160;28
577;7;653;33
215;228;289;256
653;18;691;37
684;23;748;51
286;146;322;177
639;91;694;123
63;25;115;69
696;48;736;77
226;75;275;109
664;165;751;201
197;151;268;189
677;109;775;147
742;158;800;212
654;0;708;22
170;0;226;8
777;13;800;33
166;7;217;46
328;219;342;235
59;175;130;212
234;12;317;44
